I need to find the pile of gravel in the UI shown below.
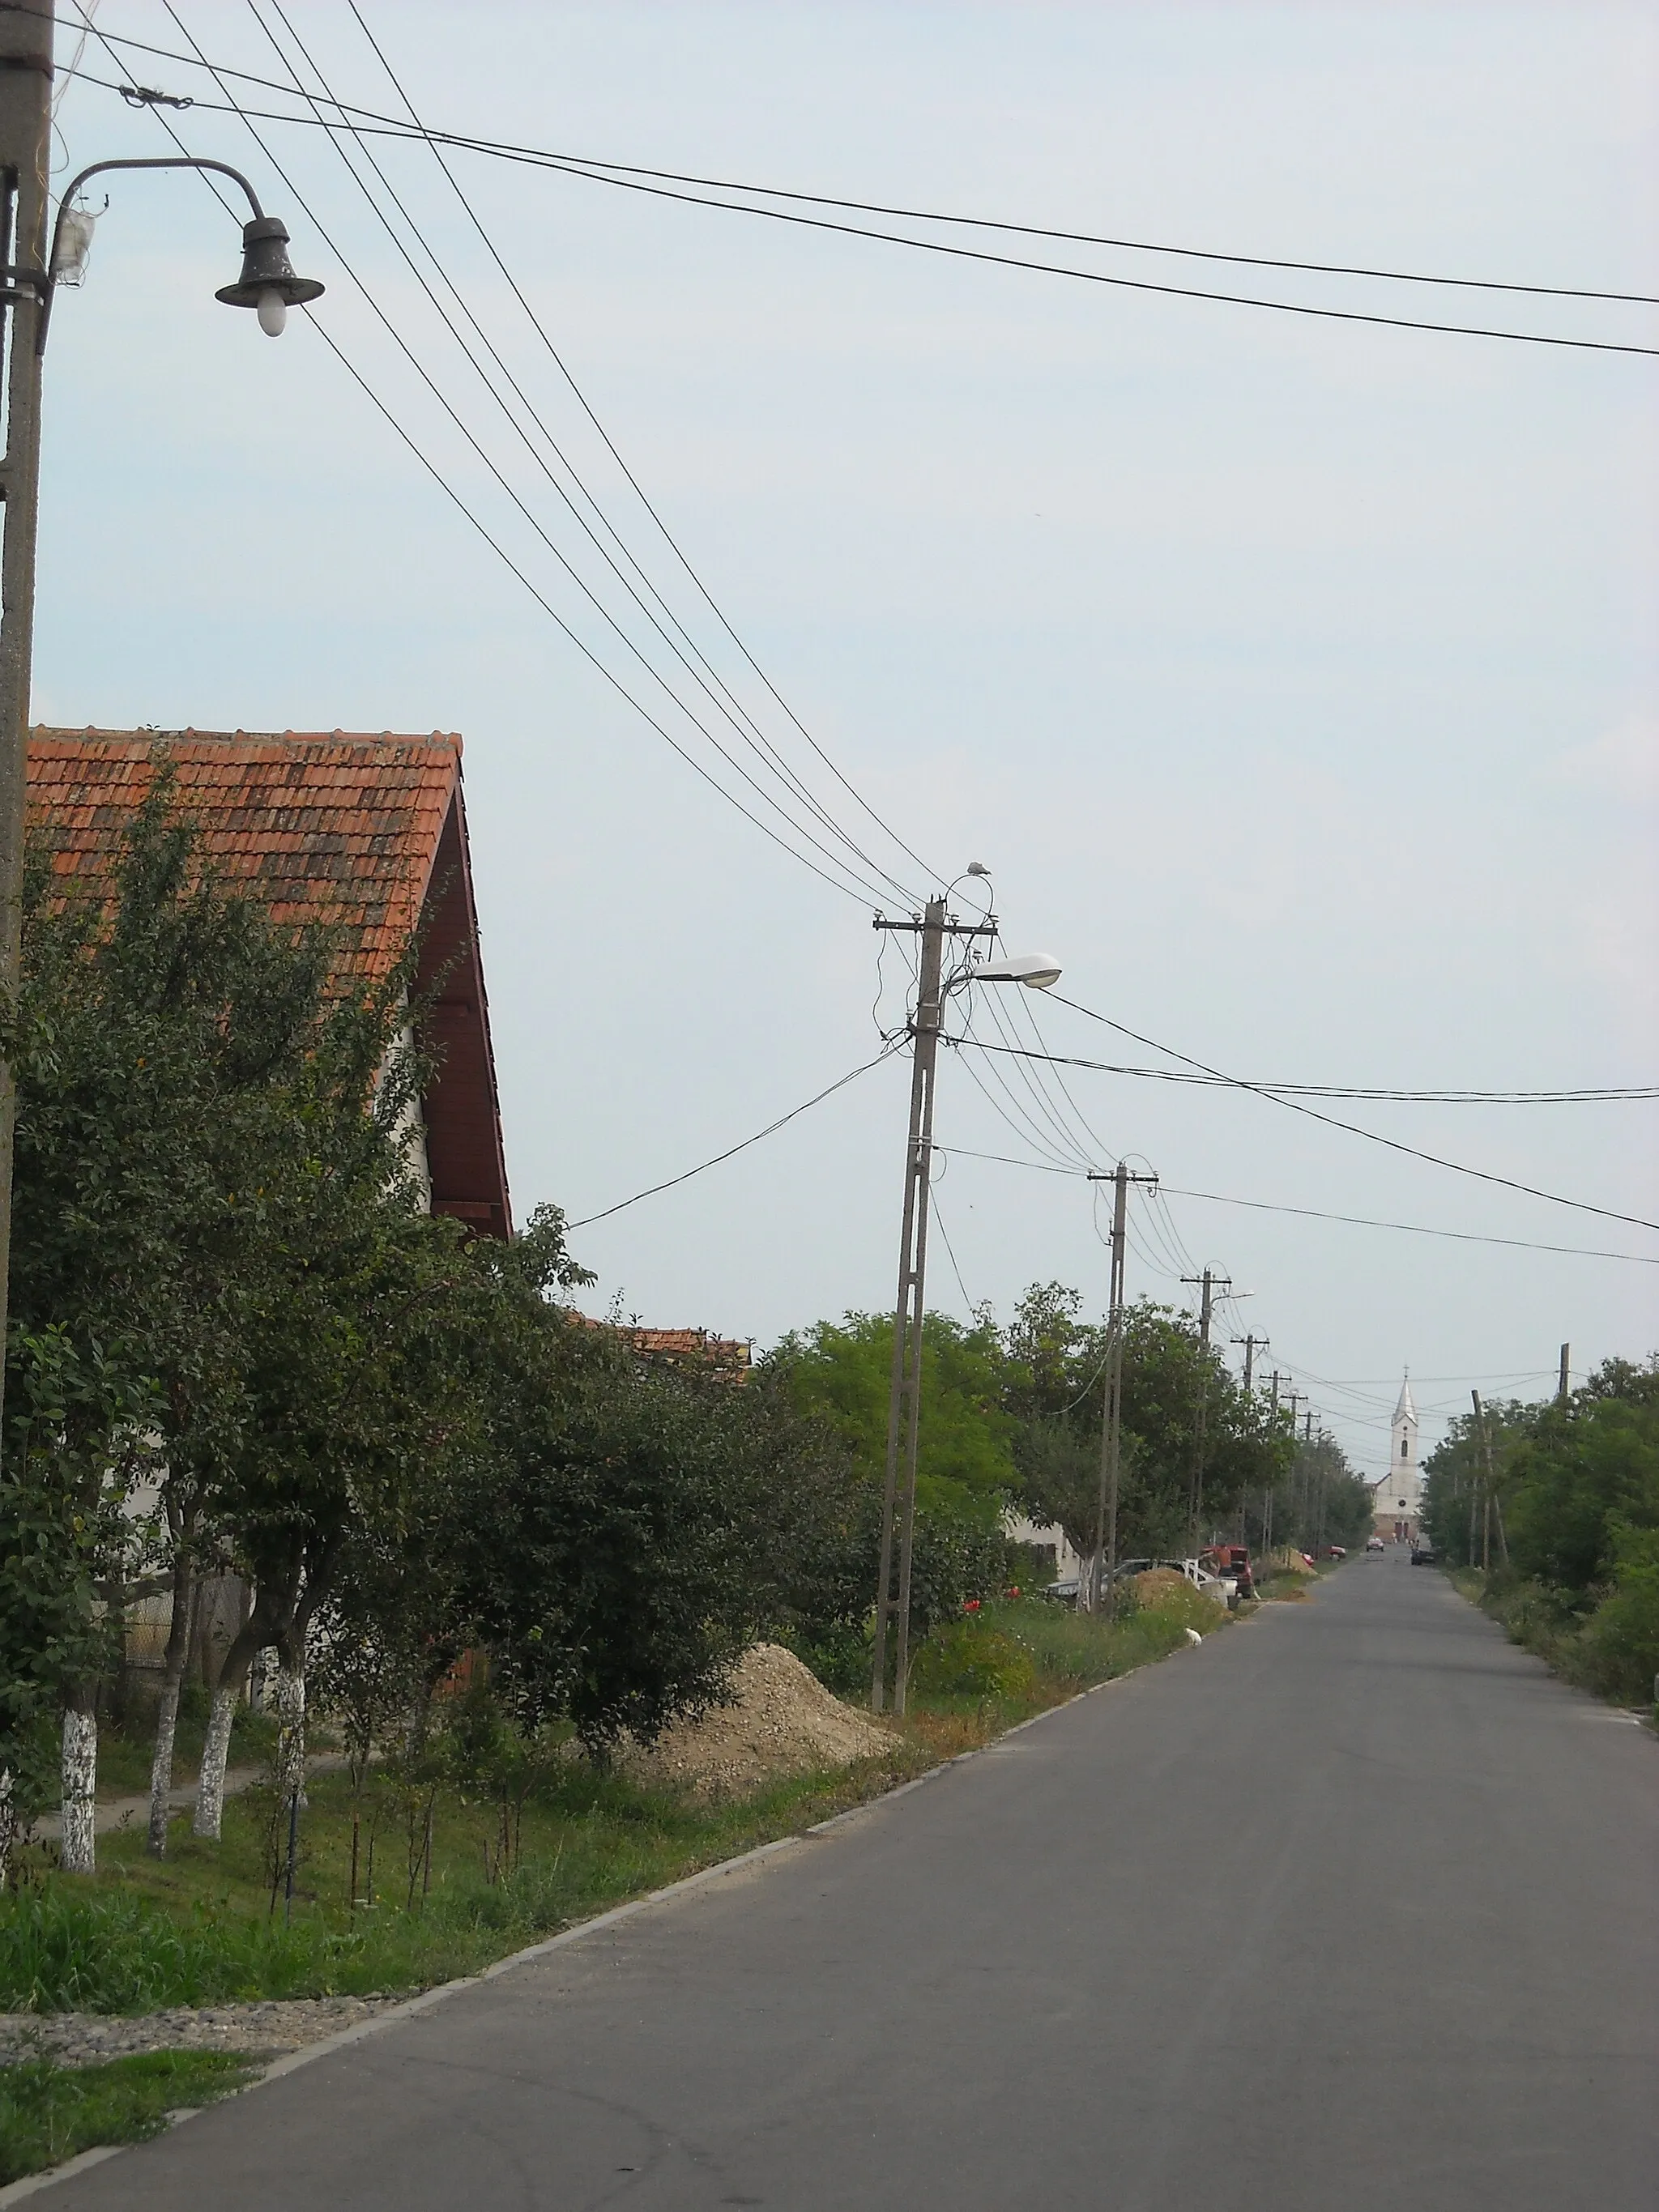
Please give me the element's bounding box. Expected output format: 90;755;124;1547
0;1995;403;2071
617;1644;896;1802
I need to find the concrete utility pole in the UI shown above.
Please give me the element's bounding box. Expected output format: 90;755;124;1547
1232;1333;1264;1396
1472;1390;1508;1571
1263;1369;1283;1553
869;899;997;1713
0;0;53;1436
1179;1268;1230;1543
1557;1344;1571;1405
1087;1164;1157;1614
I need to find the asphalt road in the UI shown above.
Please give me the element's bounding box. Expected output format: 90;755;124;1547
50;1554;1658;2210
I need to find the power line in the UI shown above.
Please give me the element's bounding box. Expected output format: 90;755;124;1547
949;1038;1657;1103
1045;995;1659;1234
53;27;1659;348
568;1042;903;1230
929;1144;1659;1265
340;2;943;905
140;6;904;911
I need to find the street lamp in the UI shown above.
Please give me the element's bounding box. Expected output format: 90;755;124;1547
45;157;324;345
869;889;1063;1714
0;1;326;1442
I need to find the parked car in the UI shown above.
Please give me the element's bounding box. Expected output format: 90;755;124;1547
1325;1545;1347;1560
1410;1541;1437;1566
1366;1536;1385;1553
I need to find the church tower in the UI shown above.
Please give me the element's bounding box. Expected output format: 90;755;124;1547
1375;1375;1421;1542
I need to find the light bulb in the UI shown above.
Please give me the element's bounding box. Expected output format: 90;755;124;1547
257;288;288;338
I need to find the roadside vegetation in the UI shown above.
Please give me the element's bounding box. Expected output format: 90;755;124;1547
0;782;1337;2178
1423;1357;1659;1707
0;2048;258;2184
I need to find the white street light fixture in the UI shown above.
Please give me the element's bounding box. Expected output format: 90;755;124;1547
971;951;1062;990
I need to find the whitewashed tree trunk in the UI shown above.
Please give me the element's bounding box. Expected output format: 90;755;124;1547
147;1673;184;1857
147;1554;194;1857
0;1767;14;1890
192;1681;238;1840
275;1660;306;1809
59;1707;97;1875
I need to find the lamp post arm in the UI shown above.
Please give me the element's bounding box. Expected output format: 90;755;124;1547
51;155;265;272
41;158;267;353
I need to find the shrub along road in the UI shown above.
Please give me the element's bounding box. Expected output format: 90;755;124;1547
40;1554;1658;2211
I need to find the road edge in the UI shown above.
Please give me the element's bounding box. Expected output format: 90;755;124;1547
0;1645;1183;2204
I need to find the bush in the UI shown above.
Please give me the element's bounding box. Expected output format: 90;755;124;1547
910;1618;1036;1703
1130;1572;1226;1635
1570;1528;1659;1703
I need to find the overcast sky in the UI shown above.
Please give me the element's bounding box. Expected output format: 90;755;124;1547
40;2;1659;1470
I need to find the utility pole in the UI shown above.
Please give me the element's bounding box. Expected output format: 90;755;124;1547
1263;1370;1282;1554
1179;1269;1230;1543
1557;1344;1571;1405
0;1;54;1438
1472;1390;1508;1571
1231;1333;1265;1396
869;899;996;1712
1088;1165;1158;1613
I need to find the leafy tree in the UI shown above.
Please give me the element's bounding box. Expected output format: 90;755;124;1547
770;1310;1014;1528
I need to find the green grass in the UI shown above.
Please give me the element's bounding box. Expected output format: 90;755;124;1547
92;1708;280;1801
0;2049;258;2184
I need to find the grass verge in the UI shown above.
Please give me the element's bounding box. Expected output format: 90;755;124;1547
2;1598;1209;2022
0;2049;258;2184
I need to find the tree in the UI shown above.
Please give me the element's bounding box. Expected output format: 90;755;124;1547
770;1310;1015;1528
6;787;336;1866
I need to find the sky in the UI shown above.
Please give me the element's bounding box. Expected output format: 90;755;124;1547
36;1;1659;1475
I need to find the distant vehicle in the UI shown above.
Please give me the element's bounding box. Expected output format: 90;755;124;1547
1410;1542;1437;1566
1325;1545;1347;1561
1366;1536;1386;1553
1199;1544;1256;1600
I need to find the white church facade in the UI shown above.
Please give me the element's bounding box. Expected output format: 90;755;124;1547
1373;1375;1422;1542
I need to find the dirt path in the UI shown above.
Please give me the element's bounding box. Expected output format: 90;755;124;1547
33;1754;352;1842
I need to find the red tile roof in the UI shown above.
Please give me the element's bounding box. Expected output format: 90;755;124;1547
28;727;512;1238
27;728;463;982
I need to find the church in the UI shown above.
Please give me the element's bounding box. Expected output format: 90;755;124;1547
1374;1375;1422;1543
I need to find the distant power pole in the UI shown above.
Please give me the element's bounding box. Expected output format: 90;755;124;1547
1472;1390;1508;1571
1232;1333;1265;1395
1088;1163;1158;1613
1180;1268;1230;1542
1557;1343;1571;1404
1181;1267;1230;1349
869;897;996;1713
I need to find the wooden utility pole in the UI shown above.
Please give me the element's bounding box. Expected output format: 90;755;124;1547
0;1;54;1443
1087;1165;1157;1613
869;900;996;1712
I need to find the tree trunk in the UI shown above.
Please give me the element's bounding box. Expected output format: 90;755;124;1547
275;1656;306;1809
59;1697;98;1875
147;1549;195;1858
0;1767;13;1891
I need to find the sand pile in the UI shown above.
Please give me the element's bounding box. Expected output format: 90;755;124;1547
1131;1567;1195;1608
617;1644;895;1802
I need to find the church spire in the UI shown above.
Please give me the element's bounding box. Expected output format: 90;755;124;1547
1393;1373;1417;1425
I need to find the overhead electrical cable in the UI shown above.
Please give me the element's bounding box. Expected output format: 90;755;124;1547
1043;995;1659;1234
343;0;944;901
146;7;900;911
947;1038;1657;1103
251;0;922;911
928;1145;1659;1265
49;20;1659;341
566;1041;905;1229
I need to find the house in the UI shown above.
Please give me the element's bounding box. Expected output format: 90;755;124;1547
26;726;511;1239
26;726;513;1690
